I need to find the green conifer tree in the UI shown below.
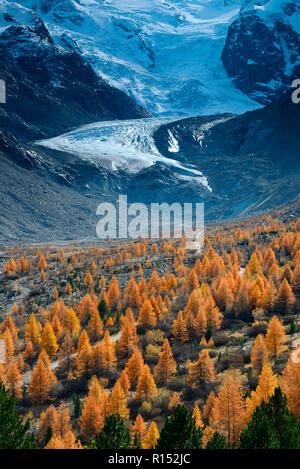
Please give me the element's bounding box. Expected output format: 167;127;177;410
156;405;202;449
206;432;228;449
239;387;300;449
0;381;36;449
90;415;131;449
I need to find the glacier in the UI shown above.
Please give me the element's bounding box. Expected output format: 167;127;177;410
18;0;259;117
36;117;213;191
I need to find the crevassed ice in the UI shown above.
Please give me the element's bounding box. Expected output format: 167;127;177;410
37;118;213;192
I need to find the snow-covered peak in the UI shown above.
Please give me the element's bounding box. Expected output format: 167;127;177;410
243;0;299;14
222;0;300;103
1;0;295;114
1;0;258;117
253;0;300;35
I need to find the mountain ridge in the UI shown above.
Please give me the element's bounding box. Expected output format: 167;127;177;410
222;0;300;103
0;3;150;141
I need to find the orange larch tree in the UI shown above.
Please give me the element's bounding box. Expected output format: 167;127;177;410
250;333;268;375
65;282;72;295
51;314;63;338
6;360;22;400
65;308;81;338
46;430;83;449
77;294;97;323
39;405;58;445
193;307;207;337
168;391;181;410
125;348;144;387
281;349;300;419
275;278;295;313
90;331;116;375
16;353;25;372
2;328;15;362
187;269;199;291
109;381;129;420
192;404;204;429
118;369;131;397
76;341;92;378
138;299;157;328
172;311;189;341
135;364;157;402
150;296;161;319
188;349;215;387
6;257;17;274
246;361;277;418
205;295;222;330
265;315;286;357
54;402;72;438
291;262;300;292
142;422;159;449
98;389;110;422
23;340;35;361
0;315;19;344
80;395;104;440
124;276;142;309
58;331;75;372
87;308;104;341
0;362;6;386
107;275;121;311
117;318;138;357
130;414;146;445
25;312;41;346
28;357;56;404
88;375;103;405
154;338;176;386
38;254;48;271
148;270;160;292
247;252;262;278
41;321;59;356
212;370;246;448
77;330;90;354
84;272;94;289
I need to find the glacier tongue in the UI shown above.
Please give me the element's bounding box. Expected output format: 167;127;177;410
36;118;212;191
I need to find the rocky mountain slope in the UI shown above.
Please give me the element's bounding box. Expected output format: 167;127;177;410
0;123;213;243
0;2;149;140
153;91;300;218
222;0;300;103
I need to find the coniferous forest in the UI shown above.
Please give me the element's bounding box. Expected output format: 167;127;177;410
0;206;300;450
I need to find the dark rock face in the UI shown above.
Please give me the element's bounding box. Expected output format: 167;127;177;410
0;13;149;140
0;7;151;242
153;92;300;220
222;1;300;103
